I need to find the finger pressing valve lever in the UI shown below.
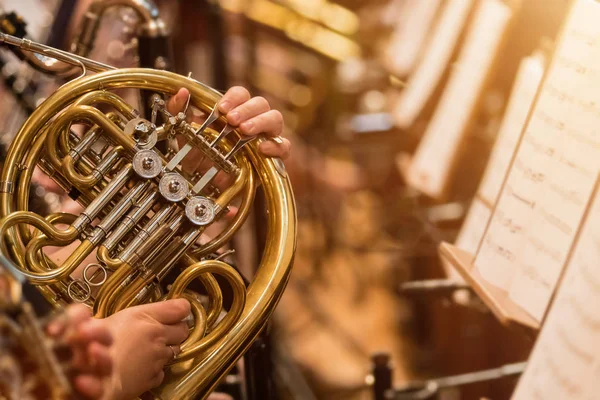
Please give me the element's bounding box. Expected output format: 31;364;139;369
196;102;222;134
192;135;255;194
211;125;234;147
225;135;257;160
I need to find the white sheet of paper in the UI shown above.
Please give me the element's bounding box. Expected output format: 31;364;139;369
446;55;544;282
478;55;545;206
475;0;600;322
385;0;442;77
456;198;492;258
511;180;600;400
392;0;473;129
406;0;512;199
443;198;492;281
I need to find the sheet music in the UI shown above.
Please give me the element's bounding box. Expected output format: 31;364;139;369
392;0;473;129
443;198;491;281
478;54;545;206
385;0;441;77
448;54;544;279
456;198;492;255
475;0;600;322
512;180;600;400
406;0;512;199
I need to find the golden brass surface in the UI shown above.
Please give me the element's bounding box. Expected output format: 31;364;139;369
0;33;296;399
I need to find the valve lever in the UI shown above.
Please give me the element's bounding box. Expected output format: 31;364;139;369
150;96;162;125
182;80;192;115
226;136;256;160
211;125;234;147
196;103;221;135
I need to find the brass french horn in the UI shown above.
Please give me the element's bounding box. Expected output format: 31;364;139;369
12;0;169;76
0;33;296;399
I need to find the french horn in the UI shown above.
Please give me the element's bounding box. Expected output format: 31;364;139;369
0;32;296;399
11;0;170;76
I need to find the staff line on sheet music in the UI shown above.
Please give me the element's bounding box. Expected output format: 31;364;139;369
565;293;600;331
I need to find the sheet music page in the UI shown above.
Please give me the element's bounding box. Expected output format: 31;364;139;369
446;55;543;280
385;0;441;77
406;0;512;199
392;0;473;129
444;198;492;281
512;180;600;400
478;54;545;206
455;198;492;255
475;0;600;321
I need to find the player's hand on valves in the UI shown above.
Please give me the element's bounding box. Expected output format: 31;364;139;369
46;304;114;399
98;299;191;400
167;86;290;159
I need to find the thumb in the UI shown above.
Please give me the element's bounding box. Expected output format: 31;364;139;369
167;88;190;115
142;299;191;325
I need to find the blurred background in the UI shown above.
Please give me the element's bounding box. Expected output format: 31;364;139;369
0;0;573;399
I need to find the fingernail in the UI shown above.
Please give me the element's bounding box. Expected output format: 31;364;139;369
241;121;254;134
219;101;230;112
228;110;240;124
